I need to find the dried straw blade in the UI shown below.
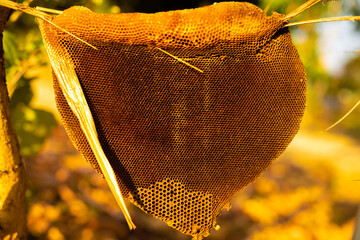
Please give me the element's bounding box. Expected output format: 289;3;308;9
264;0;274;14
324;99;360;132
283;1;360;131
284;0;324;20
352;205;360;240
285;16;360;27
39;20;135;228
36;6;63;15
156;47;204;73
0;0;97;50
0;0;133;229
0;0;50;19
283;0;360;28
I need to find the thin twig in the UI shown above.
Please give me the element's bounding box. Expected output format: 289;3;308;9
7;49;41;95
324;99;360;132
264;0;274;14
0;0;97;50
42;17;98;50
284;0;323;21
0;0;49;19
36;6;63;15
7;67;27;96
285;16;360;27
156;47;204;73
352;205;360;240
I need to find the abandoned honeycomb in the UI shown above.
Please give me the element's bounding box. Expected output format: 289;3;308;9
129;178;213;236
38;2;306;238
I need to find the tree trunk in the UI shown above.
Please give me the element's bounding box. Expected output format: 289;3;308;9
0;6;27;240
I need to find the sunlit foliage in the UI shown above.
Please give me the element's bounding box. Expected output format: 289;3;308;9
3;0;360;239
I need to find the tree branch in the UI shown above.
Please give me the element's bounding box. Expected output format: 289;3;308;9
0;4;27;240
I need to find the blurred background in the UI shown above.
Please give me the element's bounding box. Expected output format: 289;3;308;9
3;0;360;239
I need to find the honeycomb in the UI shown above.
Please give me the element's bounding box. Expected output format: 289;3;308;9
129;178;213;236
38;2;306;239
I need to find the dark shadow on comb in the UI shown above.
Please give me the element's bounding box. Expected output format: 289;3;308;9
84;95;146;209
53;70;144;211
274;27;290;38
255;22;288;56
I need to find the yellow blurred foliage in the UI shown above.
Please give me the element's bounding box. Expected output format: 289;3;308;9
28;203;61;235
62;155;92;171
24;124;360;240
55;168;70;182
254;178;278;196
233;127;360;240
241;186;324;225
250;201;354;240
68;199;90;224
251;224;312;240
58;184;76;202
47;227;65;240
81;228;94;240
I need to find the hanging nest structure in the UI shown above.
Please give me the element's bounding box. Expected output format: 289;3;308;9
1;0;360;239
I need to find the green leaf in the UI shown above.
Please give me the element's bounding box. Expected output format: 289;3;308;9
11;104;57;157
9;76;34;108
3;30;20;67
